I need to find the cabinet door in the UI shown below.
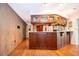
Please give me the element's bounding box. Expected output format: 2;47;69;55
37;32;57;50
29;33;40;49
61;33;65;47
67;32;70;44
46;32;57;50
37;32;47;49
64;32;67;46
57;32;62;49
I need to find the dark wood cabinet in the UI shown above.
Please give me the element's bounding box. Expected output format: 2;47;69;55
29;32;71;50
67;32;71;44
29;33;40;49
29;32;57;50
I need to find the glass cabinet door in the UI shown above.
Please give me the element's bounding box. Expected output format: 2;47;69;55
41;15;48;22
32;16;39;22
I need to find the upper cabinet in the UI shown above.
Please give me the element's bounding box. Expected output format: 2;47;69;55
32;16;40;22
41;15;48;22
31;14;67;26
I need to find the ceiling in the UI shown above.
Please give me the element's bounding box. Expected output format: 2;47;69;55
8;3;79;24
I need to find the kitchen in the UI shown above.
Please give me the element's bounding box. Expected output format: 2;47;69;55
0;3;79;56
29;14;72;50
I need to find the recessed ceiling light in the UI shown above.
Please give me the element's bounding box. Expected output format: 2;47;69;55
73;8;76;10
43;3;47;4
59;3;66;7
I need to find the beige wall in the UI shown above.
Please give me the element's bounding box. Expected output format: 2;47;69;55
0;3;26;56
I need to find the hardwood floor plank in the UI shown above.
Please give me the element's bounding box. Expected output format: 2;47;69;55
9;39;79;56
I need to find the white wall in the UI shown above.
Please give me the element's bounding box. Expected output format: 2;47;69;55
67;10;79;45
0;3;26;56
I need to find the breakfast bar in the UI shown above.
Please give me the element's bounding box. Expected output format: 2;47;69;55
29;31;71;50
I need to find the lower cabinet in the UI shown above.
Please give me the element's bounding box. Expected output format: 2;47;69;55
57;32;62;49
57;32;71;49
29;32;57;50
29;32;71;50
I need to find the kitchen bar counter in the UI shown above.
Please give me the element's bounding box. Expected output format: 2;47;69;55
29;31;72;50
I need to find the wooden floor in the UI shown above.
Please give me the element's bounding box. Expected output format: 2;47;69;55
9;39;79;56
